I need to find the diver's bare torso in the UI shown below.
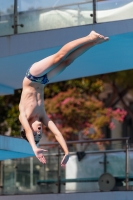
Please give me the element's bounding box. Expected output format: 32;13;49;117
19;77;45;120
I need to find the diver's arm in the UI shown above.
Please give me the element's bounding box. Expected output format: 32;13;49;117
42;113;69;154
42;112;69;166
19;113;37;150
19;113;47;164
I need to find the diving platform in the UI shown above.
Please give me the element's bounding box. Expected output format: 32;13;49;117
0;135;34;160
0;19;133;95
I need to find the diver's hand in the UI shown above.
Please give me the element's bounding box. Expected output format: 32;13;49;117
61;154;69;167
34;148;47;164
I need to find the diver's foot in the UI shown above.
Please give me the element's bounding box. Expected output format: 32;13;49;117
88;31;109;44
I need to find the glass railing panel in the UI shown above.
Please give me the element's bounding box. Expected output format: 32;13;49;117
106;149;133;191
77;3;93;25
1;139;131;195
17;0;93;34
65;152;104;193
2;156;59;195
1;146;62;195
1;0;133;37
18;0;92;11
128;150;133;189
0;0;14;36
1;152;128;195
106;152;126;189
2;160;16;195
96;0;133;23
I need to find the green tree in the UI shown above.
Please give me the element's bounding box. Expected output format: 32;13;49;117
101;70;133;120
0;89;21;136
0;96;9;134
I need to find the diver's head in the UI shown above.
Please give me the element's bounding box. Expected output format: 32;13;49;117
21;119;42;144
30;120;43;143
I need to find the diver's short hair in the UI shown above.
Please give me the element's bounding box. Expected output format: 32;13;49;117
20;129;39;144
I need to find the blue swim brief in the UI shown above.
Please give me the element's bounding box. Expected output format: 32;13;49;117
26;69;49;85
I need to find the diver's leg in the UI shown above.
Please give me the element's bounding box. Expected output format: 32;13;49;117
30;31;109;77
47;41;95;80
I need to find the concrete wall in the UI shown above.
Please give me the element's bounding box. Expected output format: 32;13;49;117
0;191;133;200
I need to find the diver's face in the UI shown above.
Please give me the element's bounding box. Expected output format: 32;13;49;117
31;120;42;143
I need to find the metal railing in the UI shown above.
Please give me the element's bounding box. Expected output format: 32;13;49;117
0;137;130;195
1;0;133;37
39;137;130;193
12;0;24;34
3;0;96;35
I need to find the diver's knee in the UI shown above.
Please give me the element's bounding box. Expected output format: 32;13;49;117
64;58;73;66
53;53;64;64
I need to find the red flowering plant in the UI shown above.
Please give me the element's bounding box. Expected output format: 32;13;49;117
44;87;127;141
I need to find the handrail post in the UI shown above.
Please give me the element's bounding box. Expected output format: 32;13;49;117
0;161;3;195
93;0;96;23
125;139;129;190
57;145;61;193
104;152;107;173
13;0;18;34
